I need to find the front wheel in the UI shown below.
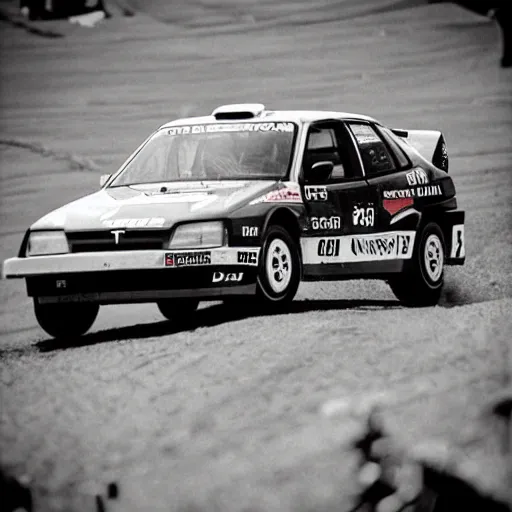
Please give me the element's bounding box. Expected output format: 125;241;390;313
255;225;301;307
388;222;445;307
157;299;199;321
34;301;99;339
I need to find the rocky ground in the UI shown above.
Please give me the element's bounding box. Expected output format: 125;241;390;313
0;0;511;510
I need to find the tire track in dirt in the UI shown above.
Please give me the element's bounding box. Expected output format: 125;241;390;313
0;139;100;171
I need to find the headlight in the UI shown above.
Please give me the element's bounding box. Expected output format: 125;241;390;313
27;231;69;256
169;221;226;249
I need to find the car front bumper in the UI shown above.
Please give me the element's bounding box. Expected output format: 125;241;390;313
3;247;260;304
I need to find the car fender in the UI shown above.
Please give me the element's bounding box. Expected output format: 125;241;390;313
419;208;465;266
261;206;304;264
262;204;303;234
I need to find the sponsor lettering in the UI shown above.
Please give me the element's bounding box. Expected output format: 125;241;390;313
212;272;243;283
352;205;375;227
317;238;340;257
406;168;429;186
242;226;259;237
350;124;381;144
383;197;414;216
450;225;465;259
383;184;442;199
301;231;416;263
350;234;412;257
250;184;302;204
56;279;67;289
168;122;294;136
383;189;413;199
103;217;165;228
165;251;211;267
304;186;328;201
237;251;258;265
311;216;341;230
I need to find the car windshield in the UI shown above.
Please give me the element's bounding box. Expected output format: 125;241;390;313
110;121;297;186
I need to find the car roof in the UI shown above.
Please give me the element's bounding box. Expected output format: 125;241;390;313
159;110;380;129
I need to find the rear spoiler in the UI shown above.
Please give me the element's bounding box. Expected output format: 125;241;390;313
392;128;448;173
391;128;409;138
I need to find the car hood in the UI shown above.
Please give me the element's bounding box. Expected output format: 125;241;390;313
31;180;278;231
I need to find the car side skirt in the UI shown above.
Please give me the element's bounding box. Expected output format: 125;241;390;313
302;260;405;281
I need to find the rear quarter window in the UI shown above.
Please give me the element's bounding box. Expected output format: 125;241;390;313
348;123;395;175
377;127;412;170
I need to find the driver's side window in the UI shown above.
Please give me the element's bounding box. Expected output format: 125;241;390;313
302;125;345;181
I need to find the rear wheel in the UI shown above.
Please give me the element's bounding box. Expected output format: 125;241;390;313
34;301;99;339
157;299;199;321
388;222;445;307
255;225;301;307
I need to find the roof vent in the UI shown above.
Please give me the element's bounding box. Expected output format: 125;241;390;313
212;103;265;120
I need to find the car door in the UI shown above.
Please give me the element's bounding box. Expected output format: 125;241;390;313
298;120;380;277
344;121;419;262
345;121;422;227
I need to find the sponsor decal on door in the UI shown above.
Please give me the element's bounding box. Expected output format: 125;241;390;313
304;186;328;201
350;233;412;258
317;238;340;257
310;216;341;230
301;231;416;263
352;205;375;227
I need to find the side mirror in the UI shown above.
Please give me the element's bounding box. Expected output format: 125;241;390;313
305;161;334;183
100;174;111;187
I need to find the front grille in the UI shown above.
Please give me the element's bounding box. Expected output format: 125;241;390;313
67;230;169;253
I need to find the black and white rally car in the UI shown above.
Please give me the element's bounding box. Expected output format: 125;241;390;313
2;103;465;338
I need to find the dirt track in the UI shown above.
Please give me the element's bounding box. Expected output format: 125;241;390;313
0;1;511;510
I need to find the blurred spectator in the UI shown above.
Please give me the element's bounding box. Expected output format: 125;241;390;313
429;1;511;67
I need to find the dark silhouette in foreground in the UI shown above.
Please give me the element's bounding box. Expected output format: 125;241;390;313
429;1;511;67
18;0;137;20
0;467;32;512
327;389;512;512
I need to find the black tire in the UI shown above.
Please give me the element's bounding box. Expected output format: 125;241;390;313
255;225;301;307
34;301;99;339
157;299;199;321
388;222;445;307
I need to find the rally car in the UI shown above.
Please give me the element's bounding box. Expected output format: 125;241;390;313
2;103;465;338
